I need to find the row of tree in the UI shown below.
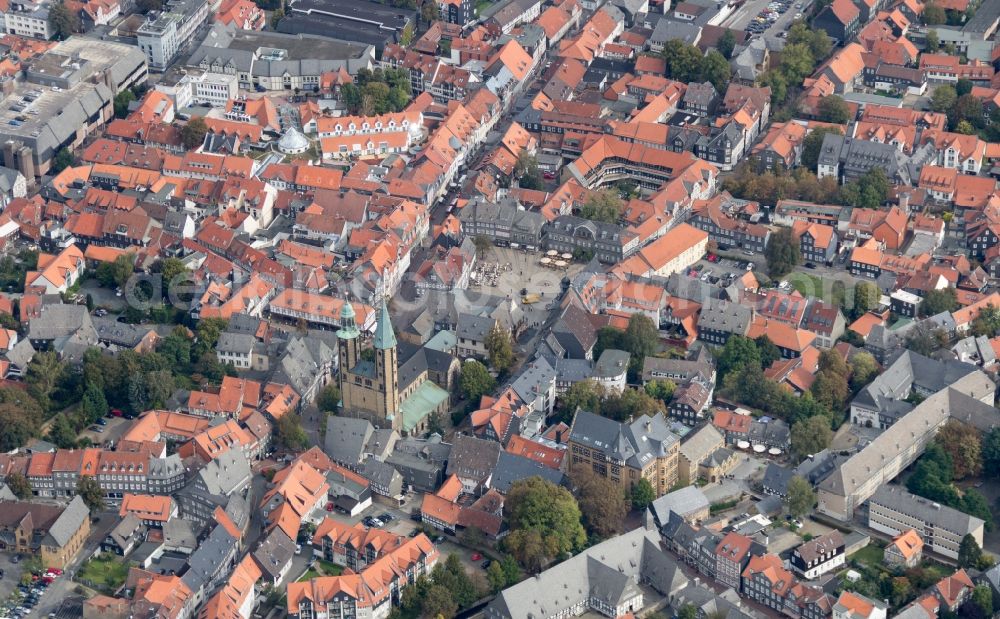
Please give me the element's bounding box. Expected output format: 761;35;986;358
340;68;412;116
757;23;833;107
907;431;995;533
723;159;890;209
658;41;732;94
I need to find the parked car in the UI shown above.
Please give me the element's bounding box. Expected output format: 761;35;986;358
295;545;302;555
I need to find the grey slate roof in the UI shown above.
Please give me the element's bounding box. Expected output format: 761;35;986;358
648;485;710;524
325;417;374;466
446;434;502;485
870;484;984;537
456;312;495;343
490;452;563;494
196;450;251;496
697;299;753;336
487;528;686;619
216;332;256;355
569;410;679;470
252;527;295;582
853;350;978;415
46;495;89;548
181;521;237;592
28;304;97;343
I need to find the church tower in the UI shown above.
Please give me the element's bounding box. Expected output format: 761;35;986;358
337;300;361;397
372;299;400;429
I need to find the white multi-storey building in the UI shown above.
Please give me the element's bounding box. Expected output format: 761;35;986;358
137;0;210;70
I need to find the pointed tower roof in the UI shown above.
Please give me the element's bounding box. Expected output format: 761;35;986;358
372;299;397;350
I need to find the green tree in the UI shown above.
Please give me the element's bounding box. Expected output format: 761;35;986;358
983;427;1000;477
46;414;78;449
580;188;623;223
801;127;843;171
4;472;32;499
51;147;74;174
504;476;587;571
931;85;958;113
26;351;67;412
758;70;788;106
791;416;833;460
956;78;974;96
677;604;699;619
787;23;831;60
848;351;879;391
971;585;994;618
920;287;958;316
643;379;675;404
570;467;629;538
661;40;704;82
754;335;781;369
420;0;440;23
485;324;514;375
786;475;815;518
600;390;661;422
76;475;105;512
959;533;985;569
515;151;543;190
924;1;946;24
400;22;414;47
852;281;880;319
956;119;976;135
557;379;604;420
630;477;656;510
718;29;736;58
936;420;982;480
765;227;801;277
316;383;341;413
276;412;309;451
817;95;850;124
193;317;228;358
48;1;79;39
270;7;284;28
700;49;731;92
181;116;208;149
486;560;507;593
81;384;109;425
925;28;940;52
460;360;496;404
421;581;457;616
717;335;761;379
96;253;135;289
473;235;492;260
779;43;815;83
961;489;994;531
114;90;136;119
950;93;986;131
810;349;850;412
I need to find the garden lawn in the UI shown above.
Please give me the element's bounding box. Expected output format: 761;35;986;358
77;554;129;590
848;543;885;568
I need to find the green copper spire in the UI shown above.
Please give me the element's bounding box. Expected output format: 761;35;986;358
337;300;360;339
372;299;396;350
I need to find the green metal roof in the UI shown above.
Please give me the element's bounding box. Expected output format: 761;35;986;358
372;300;397;350
399;381;448;432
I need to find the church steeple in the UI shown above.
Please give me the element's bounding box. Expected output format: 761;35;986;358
372;299;397;350
337;300;360;340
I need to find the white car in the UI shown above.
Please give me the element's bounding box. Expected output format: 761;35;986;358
295;544;302;555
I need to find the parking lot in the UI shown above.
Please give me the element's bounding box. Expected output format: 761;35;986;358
723;0;812;38
77;415;130;447
0;554;25;610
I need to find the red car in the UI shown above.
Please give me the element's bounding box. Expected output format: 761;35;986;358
110;409;124;418
543;172;556;179
471;553;482;561
325;502;335;512
47;568;63;575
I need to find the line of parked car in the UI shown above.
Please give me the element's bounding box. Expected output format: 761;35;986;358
747;0;803;34
0;564;62;619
